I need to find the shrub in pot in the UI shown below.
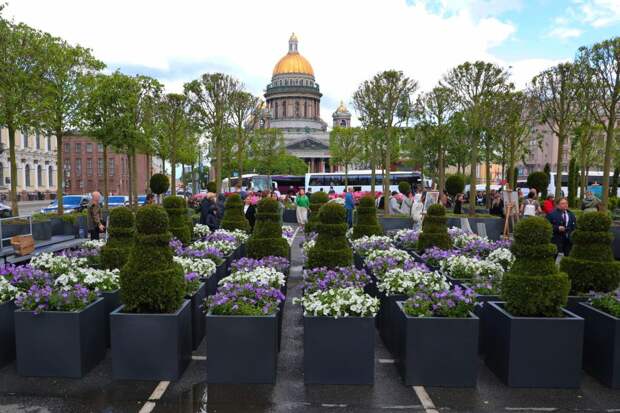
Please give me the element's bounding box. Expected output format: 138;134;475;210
111;205;191;380
305;191;329;234
560;212;620;295
150;173;170;198
307;203;352;269
352;195;382;239
445;174;465;198
247;197;289;259
220;193;250;233
163;195;191;245
417;204;452;252
485;217;582;388
101;207;135;270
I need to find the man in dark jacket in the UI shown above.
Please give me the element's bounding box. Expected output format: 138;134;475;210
546;197;576;257
200;193;219;232
243;195;256;230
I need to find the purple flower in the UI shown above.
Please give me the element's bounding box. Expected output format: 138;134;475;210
231;256;290;273
302;266;371;293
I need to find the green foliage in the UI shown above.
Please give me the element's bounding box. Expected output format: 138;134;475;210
543;163;551;197
611;168;619;199
247;197;289;259
352;195;383;239
150;173;170;195
101;207;135;270
305;191;329;234
220;193;250;233
398;181;411;195
502;217;570;316
445;174;465;197
120;205;185;313
163;195;191;244
560;212;620;295
307;203;352;269
526;171;549;194
206;181;217;193
417;204;452;252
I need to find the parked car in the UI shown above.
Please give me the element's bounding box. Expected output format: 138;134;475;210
40;195;89;214
0;202;11;218
105;196;129;208
124;195;147;206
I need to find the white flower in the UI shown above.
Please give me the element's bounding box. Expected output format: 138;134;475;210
82;239;106;250
30;253;87;276
440;255;504;280
193;224;211;238
173;256;217;278
377;268;449;296
345;227;354;241
351;235;393;256
449;228;488;248
364;247;411;264
213;229;249;245
302;239;316;259
219;266;286;289
192;240;237;256
487;248;515;271
293;287;379;318
0;276;18;303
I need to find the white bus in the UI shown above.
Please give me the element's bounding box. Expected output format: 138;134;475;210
305;170;424;194
517;171;620;198
221;174;273;192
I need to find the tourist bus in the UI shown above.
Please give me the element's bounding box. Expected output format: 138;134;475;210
304;170;424;194
271;175;305;194
516;171;620;197
221;174;273;192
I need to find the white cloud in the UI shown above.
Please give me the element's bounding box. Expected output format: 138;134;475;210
576;0;620;28
4;0;527;121
548;27;583;39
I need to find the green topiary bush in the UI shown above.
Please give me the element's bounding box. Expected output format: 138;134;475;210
307;203;353;269
120;205;185;313
101;207;135;270
163;195;191;245
220;193;250;233
502;217;570;317
247;197;289;259
206;181;217;193
150;173;170;196
560;212;620;295
398;181;411;195
445;174;465;197
527;171;549;195
305;191;329;234
417;204;452;252
352;195;382;239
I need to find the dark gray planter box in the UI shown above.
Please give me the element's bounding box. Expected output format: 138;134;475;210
484;302;584;388
0;301;16;368
397;302;479;387
111;300;192;381
379;216;412;233
611;225;620;260
32;221;51;241
468;217;503;241
187;282;206;350
283;209;297;223
51;218;75;236
470;293;500;355
353;253;365;270
101;289;121;348
304;315;375;384
572;303;620;388
14;298;106;378
377;292;407;358
1;223;29;247
206;312;278;384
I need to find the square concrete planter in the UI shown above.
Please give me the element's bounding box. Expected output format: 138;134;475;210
101;289;121;348
206;312;278;384
110;300;192;381
379;216;413;233
468;292;500;355
377;292;407;358
304;315;375;384
14;298;106;378
0;301;16;368
484;302;584;388
187;282;206;350
572;303;620;388
396;302;479;387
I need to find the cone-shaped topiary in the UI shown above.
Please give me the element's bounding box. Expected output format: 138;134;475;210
307;203;353;269
163;195;191;245
560;212;620;295
417;204;452;252
305;191;329;234
247;197;289;259
101;207;135;270
502;217;570;317
352;195;382;239
120;205;185;313
150;173;170;196
220;193;250;233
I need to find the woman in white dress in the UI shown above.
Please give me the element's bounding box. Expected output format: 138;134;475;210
410;192;425;231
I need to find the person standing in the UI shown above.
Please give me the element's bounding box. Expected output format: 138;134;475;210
547;198;576;257
243;195;256;231
581;190;601;212
542;194;555;215
344;187;355;227
295;188;310;227
453;193;464;215
400;191;414;216
410;192;425;231
489;192;504;218
520;191;542;217
87;191;104;240
388;191;400;214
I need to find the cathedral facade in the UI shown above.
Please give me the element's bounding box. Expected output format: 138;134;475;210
252;34;351;173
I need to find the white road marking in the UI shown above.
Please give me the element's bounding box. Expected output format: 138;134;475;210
412;386;439;413
505;409;557;412
378;358;396;364
380;405;422;410
192;355;207;360
138;380;170;413
321;404;347;408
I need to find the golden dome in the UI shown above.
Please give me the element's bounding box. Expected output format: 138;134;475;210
336;100;348;113
272;33;314;76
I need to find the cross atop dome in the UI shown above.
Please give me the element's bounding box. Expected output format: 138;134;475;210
289;32;298;53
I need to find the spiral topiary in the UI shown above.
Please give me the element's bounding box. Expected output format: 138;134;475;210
120;205;185;313
307;203;353;269
149;173;170;196
560;212;620;295
163;195;191;245
417;204;452;252
352;195;382;239
305;191;329;234
502;217;570;317
220;193;250;233
101;207;135;270
247;197;289;259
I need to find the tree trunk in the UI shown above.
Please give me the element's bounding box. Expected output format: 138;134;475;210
469;130;479;217
127;153;133;207
132;150;138;203
438;143;445;195
345;164;349;189
601;114;616;211
384;128;391;214
215;133;223;194
555;131;565;199
580;149;587;202
485;145;491;209
370;160;376;196
170;155;176;196
103;145;109;210
56;131;64;215
237;125;244;183
8;127;18;216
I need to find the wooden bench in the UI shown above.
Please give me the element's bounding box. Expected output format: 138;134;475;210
1;235;87;264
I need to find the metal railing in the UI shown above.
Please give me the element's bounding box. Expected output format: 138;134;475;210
0;215;33;246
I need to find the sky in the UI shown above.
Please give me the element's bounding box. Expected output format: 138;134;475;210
4;0;620;126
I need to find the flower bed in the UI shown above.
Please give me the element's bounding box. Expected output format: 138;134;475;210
301;267;371;294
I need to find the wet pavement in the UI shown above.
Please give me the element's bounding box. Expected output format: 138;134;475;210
0;228;619;412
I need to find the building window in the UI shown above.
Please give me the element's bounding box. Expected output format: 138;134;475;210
0;162;3;184
78;179;83;189
48;165;53;187
75;159;82;176
98;159;104;176
86;143;93;153
35;132;40;150
274;102;278;119
97;143;103;153
25;164;30;187
109;159;115;177
75;143;81;153
64;143;71;153
86;158;93;176
295;101;300;117
47;135;51;151
37;165;42;187
282;100;286;118
22;130;28;148
304;101;307;118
